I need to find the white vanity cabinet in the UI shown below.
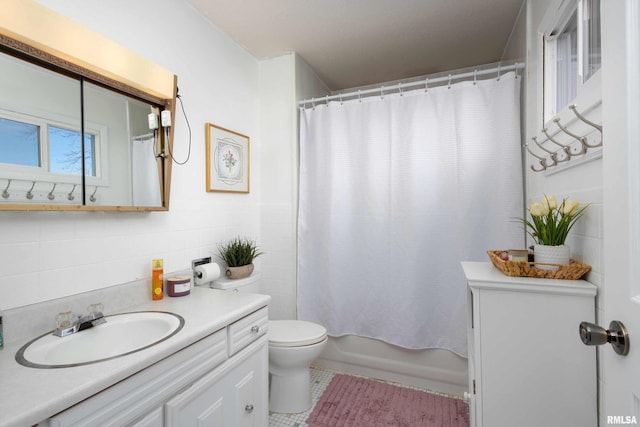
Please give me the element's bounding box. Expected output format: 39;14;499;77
165;307;269;427
45;306;269;427
461;262;597;427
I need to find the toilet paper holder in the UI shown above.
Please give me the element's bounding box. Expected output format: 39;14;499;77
192;256;212;282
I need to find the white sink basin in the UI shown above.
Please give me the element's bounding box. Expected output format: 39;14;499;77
16;311;184;368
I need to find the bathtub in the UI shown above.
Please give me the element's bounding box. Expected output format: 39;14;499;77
313;335;468;397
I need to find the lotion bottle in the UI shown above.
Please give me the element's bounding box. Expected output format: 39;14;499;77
152;259;164;300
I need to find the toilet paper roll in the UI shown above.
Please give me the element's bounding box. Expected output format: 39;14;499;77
194;263;221;285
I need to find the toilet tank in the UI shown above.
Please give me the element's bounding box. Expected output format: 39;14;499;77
211;272;262;293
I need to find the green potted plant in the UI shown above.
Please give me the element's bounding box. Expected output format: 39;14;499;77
217;236;264;279
516;195;588;270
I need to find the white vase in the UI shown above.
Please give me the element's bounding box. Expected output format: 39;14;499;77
534;244;570;270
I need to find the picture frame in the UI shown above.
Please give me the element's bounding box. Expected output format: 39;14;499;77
205;123;250;193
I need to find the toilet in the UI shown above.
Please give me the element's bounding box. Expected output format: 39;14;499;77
211;272;327;414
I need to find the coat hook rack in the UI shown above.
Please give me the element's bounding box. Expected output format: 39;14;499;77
569;104;602;147
531;137;560;165
553;118;589;151
0;178;85;203
90;186;98;202
524;143;548;172
47;183;57;200
526;104;602;173
542;128;573;160
26;181;35;200
2;179;11;199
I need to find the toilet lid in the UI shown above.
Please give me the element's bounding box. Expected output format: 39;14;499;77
268;320;327;347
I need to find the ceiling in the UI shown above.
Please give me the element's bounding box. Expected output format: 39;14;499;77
184;0;524;91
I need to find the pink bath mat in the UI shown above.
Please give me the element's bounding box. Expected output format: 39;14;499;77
306;374;469;427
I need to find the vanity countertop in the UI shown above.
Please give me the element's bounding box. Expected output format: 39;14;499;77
0;287;270;427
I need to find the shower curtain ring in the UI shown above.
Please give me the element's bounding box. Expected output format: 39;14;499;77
425;78;429;93
497;64;502;81
447;74;452;89
473;69;477;85
358;90;362;102
398;83;403;96
339;93;343;105
311;97;315;110
380;86;384;99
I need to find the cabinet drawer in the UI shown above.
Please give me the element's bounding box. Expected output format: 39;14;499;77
228;306;268;356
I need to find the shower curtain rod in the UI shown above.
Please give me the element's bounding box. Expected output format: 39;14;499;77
299;62;524;107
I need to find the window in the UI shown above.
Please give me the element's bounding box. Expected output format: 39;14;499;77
49;126;97;177
580;0;601;81
0;117;40;167
544;0;601;122
0;111;101;180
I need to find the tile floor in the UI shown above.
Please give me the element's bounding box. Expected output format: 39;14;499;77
268;366;335;427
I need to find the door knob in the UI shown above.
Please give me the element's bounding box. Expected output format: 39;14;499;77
579;320;629;355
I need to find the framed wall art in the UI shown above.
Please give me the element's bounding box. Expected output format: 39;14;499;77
205;123;250;193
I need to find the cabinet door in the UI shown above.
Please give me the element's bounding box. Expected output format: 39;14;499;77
227;343;268;427
165;338;268;427
164;366;227;426
476;288;596;427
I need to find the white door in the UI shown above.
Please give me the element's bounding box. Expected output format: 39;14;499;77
601;1;640;424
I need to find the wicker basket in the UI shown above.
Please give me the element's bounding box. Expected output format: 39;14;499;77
487;250;591;280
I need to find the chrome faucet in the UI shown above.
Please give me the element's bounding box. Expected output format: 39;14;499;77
53;303;106;337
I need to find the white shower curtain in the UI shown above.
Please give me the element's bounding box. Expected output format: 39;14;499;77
132;136;161;206
298;72;523;356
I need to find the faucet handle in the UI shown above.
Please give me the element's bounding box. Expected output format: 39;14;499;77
56;311;76;329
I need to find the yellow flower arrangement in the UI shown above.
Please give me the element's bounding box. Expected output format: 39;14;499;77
517;195;588;246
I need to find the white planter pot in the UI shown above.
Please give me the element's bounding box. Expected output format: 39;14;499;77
534;244;570;271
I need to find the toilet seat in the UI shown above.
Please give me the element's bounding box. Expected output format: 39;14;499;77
268;320;327;347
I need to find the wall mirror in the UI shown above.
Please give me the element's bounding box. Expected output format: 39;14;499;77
0;1;177;211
